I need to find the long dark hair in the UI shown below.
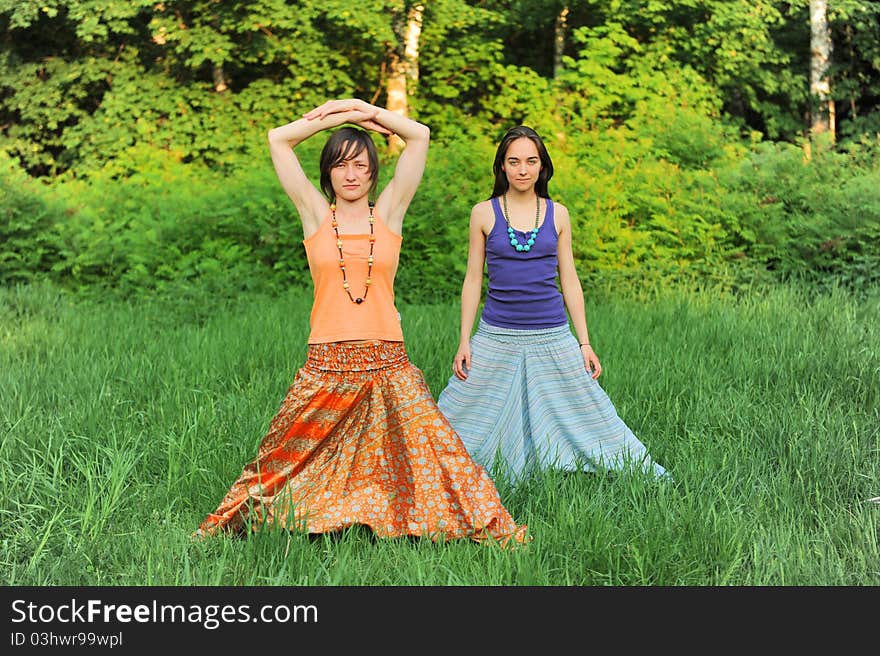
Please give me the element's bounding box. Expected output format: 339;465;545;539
319;127;379;200
490;125;554;199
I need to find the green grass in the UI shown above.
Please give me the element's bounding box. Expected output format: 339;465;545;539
1;282;878;585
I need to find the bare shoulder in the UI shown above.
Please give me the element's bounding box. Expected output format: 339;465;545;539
551;199;571;233
471;199;494;218
470;199;495;233
551;200;571;221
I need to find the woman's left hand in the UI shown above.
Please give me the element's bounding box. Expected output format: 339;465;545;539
581;344;602;379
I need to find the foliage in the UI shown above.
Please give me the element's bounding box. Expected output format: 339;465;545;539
721;134;880;291
0;152;64;283
830;0;880;138
396;133;497;303
3;0;880;178
1;0;879;298
43;159;308;297
5;121;877;301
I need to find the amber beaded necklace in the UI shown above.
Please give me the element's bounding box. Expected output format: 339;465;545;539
331;201;374;304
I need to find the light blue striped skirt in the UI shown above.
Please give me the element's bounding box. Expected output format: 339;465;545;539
437;320;668;481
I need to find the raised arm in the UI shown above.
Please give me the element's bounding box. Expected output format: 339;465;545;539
556;204;602;379
267;102;389;237
305;99;430;234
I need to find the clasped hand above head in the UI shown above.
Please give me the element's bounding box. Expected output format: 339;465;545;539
303;98;393;135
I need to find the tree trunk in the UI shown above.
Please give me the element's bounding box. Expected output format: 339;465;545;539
845;23;857;120
212;63;229;93
810;0;835;140
386;2;424;153
403;2;424;89
553;5;570;79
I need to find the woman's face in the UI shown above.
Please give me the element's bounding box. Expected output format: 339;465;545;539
502;137;541;193
330;144;372;202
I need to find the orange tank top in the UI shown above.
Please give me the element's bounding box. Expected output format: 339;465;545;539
303;209;404;344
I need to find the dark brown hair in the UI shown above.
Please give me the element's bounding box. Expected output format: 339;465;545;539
319;127;379;200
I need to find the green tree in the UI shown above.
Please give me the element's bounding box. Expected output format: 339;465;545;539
830;0;880;140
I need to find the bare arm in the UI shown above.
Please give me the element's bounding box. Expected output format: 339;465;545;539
556;204;602;379
267;102;391;237
376;112;430;234
452;202;492;380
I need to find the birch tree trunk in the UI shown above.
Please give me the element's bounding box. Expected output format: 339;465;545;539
553;5;570;79
810;0;835;140
212;63;229;93
386;2;425;153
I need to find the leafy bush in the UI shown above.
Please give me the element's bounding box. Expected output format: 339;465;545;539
721;136;880;291
0;153;65;284
4;120;878;302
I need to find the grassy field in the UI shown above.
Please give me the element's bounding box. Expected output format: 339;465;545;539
1;282;878;585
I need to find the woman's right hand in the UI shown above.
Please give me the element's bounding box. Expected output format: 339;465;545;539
303;98;370;119
452;343;472;380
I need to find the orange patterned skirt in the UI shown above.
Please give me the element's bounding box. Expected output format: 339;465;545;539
196;340;528;546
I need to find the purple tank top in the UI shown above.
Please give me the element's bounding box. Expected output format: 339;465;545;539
480;196;569;329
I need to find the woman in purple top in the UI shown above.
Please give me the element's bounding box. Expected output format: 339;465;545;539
436;126;668;481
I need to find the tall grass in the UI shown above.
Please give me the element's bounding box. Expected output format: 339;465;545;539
1;283;877;585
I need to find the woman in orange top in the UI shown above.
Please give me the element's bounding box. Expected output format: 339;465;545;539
195;98;527;545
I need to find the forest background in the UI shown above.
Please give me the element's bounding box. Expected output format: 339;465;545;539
2;0;880;301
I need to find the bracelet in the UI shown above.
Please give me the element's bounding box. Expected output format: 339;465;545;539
579;343;591;348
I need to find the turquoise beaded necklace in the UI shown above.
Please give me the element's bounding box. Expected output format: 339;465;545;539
502;192;541;252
